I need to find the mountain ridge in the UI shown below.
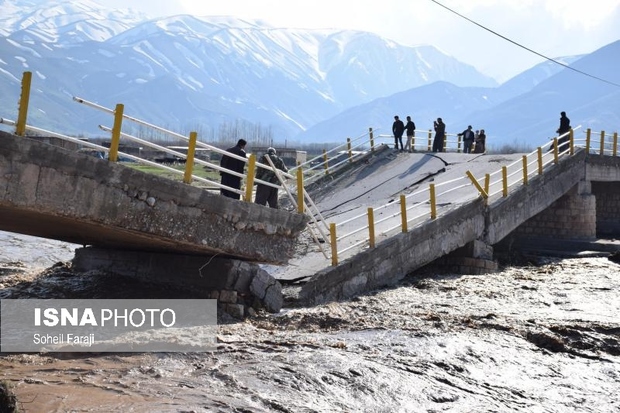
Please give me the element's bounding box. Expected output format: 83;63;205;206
1;0;617;149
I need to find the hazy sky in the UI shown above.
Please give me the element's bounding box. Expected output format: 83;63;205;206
100;0;620;82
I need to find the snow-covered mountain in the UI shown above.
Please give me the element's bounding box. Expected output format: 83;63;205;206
4;0;613;149
0;0;498;141
0;0;146;42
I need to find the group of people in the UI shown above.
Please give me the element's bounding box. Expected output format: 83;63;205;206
219;111;571;208
393;115;486;154
391;115;416;152
457;125;486;154
219;139;288;209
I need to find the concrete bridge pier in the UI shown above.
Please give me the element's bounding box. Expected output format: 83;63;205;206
495;179;602;255
438;239;499;274
513;180;597;241
592;181;620;237
71;247;285;317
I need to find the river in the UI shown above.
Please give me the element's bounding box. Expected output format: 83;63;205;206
1;231;619;412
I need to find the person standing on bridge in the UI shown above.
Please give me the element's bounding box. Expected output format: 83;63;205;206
255;147;288;209
458;125;475;153
392;115;405;151
433;118;446;152
556;111;571;153
404;116;416;152
474;129;486;153
219;139;247;199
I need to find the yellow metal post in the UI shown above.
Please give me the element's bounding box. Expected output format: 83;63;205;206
537;147;543;175
552;138;559;164
244;154;256;202
586;128;591;154
369;127;375;153
613;132;618;157
465;171;488;199
484;173;490;195
16;71;32;136
108;103;124;162
502;166;508;197
400;195;408;233
183;131;197;184
522;155;528;185
330;223;338;266
323;149;329;175
428;130;432;151
429;184;437;220
569;129;574;156
367;208;375;248
347;138;352;162
297;168;304;213
600;131;605;156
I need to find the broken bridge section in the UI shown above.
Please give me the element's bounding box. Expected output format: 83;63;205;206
299;150;620;306
0;131;310;313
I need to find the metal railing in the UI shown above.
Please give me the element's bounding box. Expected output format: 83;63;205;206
326;125;620;265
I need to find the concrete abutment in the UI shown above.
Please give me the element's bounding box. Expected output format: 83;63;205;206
72;247;284;317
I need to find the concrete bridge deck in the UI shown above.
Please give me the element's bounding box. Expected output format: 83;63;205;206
264;146;620;305
0;130;308;264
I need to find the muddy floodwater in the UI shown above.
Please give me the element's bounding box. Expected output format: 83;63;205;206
1;232;619;412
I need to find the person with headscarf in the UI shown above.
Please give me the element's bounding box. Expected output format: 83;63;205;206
392;115;405;151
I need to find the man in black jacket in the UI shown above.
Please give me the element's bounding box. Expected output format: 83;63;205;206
219;139;247;199
458;125;475;153
392;115;405;151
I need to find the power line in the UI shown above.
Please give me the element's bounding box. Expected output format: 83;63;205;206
429;0;620;88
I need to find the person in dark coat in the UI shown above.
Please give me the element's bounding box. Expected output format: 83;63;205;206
433;118;445;152
556;111;571;153
392;115;405;151
474;129;486;153
458;125;475;153
219;139;247;199
255;147;288;209
404;116;416;152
